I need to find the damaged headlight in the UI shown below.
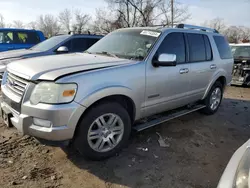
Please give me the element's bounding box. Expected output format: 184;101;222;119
234;148;250;188
30;82;77;105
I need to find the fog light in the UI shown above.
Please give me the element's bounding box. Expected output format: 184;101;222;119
33;118;51;128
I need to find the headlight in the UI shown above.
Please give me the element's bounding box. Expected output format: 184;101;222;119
234;148;250;188
30;82;77;105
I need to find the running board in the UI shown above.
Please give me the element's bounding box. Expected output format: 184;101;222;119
133;104;206;132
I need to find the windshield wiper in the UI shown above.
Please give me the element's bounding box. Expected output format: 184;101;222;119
95;51;118;58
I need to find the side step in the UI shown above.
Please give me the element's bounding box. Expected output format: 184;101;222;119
133;104;206;132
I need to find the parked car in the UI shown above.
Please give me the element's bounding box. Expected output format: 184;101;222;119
0;28;45;52
217;139;250;188
0;34;103;81
0;24;233;160
230;43;250;86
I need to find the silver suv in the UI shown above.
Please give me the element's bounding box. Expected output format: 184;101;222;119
0;24;233;160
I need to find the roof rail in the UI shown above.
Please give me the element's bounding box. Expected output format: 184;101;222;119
176;24;219;33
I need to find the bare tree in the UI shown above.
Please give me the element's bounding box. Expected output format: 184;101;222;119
238;26;250;42
58;9;72;33
93;0;191;33
37;15;60;37
224;26;242;43
73;9;90;34
28;21;37;29
202;18;226;32
0;14;5;28
12;20;25;28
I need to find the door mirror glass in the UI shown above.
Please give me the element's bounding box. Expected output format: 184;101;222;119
56;46;69;53
153;53;177;67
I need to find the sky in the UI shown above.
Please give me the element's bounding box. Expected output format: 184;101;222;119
0;0;249;27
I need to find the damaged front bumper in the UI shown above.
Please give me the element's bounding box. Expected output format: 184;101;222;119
231;62;250;86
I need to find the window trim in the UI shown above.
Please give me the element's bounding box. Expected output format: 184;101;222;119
185;33;213;63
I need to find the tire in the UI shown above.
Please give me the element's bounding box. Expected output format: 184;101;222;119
201;81;223;115
73;102;131;160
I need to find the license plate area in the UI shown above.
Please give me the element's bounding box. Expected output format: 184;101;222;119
2;92;21;113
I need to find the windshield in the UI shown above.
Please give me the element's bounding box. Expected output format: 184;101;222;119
30;35;70;51
231;46;250;59
87;29;161;60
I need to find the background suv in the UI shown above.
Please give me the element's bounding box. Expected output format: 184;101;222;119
0;25;233;160
0;34;103;81
0;28;45;52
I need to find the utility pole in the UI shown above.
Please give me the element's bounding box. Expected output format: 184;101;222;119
171;0;174;27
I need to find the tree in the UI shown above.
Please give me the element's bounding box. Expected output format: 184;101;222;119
0;14;5;28
202;18;226;33
224;26;242;43
37;14;60;37
92;0;191;33
12;20;25;28
28;21;37;29
58;8;72;33
73;9;90;34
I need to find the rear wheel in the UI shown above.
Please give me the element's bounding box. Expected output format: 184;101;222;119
201;81;223;115
73;102;131;160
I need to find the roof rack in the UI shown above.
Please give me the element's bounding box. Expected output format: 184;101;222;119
176;24;219;33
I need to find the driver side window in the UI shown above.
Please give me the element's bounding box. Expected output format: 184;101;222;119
156;32;186;64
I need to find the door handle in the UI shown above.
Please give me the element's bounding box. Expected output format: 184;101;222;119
210;64;217;69
179;68;189;74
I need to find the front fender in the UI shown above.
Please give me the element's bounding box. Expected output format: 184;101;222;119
202;69;227;100
76;85;141;119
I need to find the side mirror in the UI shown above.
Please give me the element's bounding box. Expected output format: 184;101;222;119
153;53;177;67
56;46;69;53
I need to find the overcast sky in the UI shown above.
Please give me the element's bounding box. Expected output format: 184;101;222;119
0;0;250;26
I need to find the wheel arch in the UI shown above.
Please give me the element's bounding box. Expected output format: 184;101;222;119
202;73;227;100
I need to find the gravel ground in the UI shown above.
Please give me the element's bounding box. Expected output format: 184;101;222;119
0;86;249;188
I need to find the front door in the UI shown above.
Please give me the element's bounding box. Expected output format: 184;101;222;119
143;32;191;117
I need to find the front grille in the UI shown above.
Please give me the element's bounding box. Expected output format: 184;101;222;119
6;72;29;97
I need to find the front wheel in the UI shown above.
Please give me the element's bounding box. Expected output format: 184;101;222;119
73;102;131;160
201;81;223;115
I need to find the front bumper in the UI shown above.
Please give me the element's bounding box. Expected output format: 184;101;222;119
0;95;86;141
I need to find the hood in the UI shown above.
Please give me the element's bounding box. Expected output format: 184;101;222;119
7;53;136;81
0;49;42;61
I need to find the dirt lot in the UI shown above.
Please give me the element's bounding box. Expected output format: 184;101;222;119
0;86;250;188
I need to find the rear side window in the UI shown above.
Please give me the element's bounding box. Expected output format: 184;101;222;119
213;36;232;59
157;32;186;63
15;31;40;44
187;33;206;62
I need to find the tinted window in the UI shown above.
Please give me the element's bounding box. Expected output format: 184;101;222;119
157;32;185;63
71;38;87;52
213;36;232;59
62;40;72;51
0;31;14;44
31;35;70;51
15;31;40;44
187;33;206;62
86;38;99;48
203;35;213;61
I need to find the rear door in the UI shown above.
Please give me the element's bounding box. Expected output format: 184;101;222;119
13;31;41;50
0;30;15;51
187;33;215;100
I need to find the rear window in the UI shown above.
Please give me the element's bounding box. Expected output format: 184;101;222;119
0;31;14;44
213;36;232;59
